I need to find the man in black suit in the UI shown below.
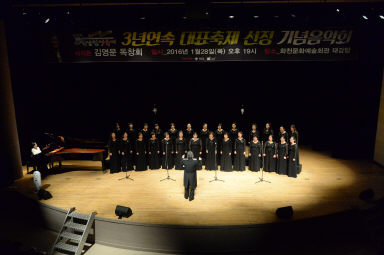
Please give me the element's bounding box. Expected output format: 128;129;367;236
182;151;199;201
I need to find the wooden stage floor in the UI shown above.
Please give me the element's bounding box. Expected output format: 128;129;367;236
14;147;384;226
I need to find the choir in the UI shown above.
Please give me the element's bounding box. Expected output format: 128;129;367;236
109;122;302;178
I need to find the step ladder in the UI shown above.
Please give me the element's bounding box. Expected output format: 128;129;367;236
49;207;96;255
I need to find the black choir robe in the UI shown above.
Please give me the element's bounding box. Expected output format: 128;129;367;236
148;138;160;170
262;128;274;142
168;129;178;146
200;129;209;164
108;139;121;173
215;129;225;164
221;139;232;171
249;141;262;172
290;131;300;165
175;138;187;170
161;138;174;169
263;141;277;172
233;138;246;171
184;129;194;144
278;131;289;144
152;129;163;143
189;138;202;170
277;142;288;175
248;130;260;143
135;139;147;171
229;129;239;148
141;129;151;142
127;129;136;149
288;144;299;178
205;138;217;170
120;138;134;171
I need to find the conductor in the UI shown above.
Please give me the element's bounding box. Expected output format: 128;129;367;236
182;151;200;201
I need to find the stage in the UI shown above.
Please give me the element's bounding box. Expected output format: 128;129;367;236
14;147;384;226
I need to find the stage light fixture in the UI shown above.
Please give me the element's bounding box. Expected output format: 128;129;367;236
240;104;245;115
274;15;279;18
45;18;50;23
66;11;70;15
336;8;340;13
229;15;234;19
182;16;187;19
253;15;259;18
205;11;209;15
362;15;368;20
140;17;146;20
153;104;158;115
379;15;384;20
290;13;296;18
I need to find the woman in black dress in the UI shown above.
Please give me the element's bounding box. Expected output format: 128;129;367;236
120;132;134;172
127;122;136;149
249;135;262;172
135;132;147;171
276;136;288;175
175;131;187;170
248;123;260;145
287;136;298;178
263;134;277;172
185;123;194;144
205;132;217;170
262;122;274;142
141;123;150;142
152;124;163;142
215;123;225;164
290;124;300;165
148;133;160;170
229;123;239;149
278;126;289;144
189;132;202;170
162;132;174;169
109;132;121;173
200;123;209;165
220;133;232;171
233;131;246;171
168;123;178;146
113;123;123;141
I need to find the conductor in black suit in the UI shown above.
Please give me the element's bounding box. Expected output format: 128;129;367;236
182;151;200;201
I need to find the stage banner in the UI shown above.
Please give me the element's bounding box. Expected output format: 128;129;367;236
46;29;356;62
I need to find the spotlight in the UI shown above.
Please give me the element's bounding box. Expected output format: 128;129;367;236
336;8;340;13
240;104;245;115
379;15;384;20
205;11;209;15
290;13;296;18
229;15;234;19
66;11;70;15
182;16;187;19
362;15;368;20
139;17;146;20
44;18;50;23
22;11;27;16
274;15;279;18
253;15;259;18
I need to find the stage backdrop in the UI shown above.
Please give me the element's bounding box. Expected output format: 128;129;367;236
45;28;356;63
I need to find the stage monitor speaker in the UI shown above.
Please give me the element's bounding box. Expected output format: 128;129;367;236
115;205;133;219
37;189;52;200
359;189;374;201
276;206;293;219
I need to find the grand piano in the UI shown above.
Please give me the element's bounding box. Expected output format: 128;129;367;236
27;133;107;173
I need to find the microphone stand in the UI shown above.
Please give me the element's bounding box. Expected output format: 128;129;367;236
210;141;224;183
161;140;175;182
119;151;134;181
255;141;271;184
